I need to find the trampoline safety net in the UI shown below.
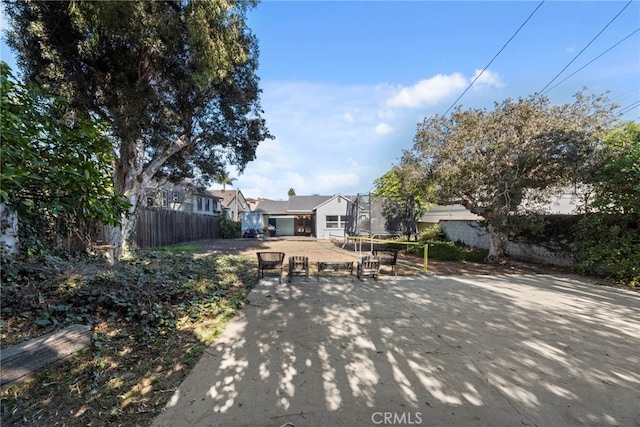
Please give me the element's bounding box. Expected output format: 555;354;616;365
345;193;417;238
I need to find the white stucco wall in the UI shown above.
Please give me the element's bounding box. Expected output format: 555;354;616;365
440;220;490;249
315;196;349;240
440;219;574;267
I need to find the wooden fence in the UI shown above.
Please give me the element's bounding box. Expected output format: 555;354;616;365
135;208;219;249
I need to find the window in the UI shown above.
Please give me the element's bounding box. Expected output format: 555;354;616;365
196;197;203;211
205;198;210;212
326;215;347;229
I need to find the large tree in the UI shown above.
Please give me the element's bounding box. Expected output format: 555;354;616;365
373;164;433;240
5;0;271;258
403;92;616;262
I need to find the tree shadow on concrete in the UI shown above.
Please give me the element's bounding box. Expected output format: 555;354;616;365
153;273;640;427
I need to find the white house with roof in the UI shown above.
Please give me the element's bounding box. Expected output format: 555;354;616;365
251;194;353;239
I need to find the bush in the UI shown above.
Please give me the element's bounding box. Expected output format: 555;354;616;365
218;214;241;239
408;240;487;262
418;224;444;242
575;214;639;286
573;123;640;287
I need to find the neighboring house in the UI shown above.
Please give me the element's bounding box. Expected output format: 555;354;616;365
145;180;222;216
254;194;353;239
210;189;250;222
418;189;585;227
418;204;483;226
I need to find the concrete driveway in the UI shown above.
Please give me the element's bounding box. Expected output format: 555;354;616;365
152;274;640;427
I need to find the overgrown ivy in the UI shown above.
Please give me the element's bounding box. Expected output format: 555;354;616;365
1;250;258;346
0;62;129;256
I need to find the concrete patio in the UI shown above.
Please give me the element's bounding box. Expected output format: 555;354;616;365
152;273;640;426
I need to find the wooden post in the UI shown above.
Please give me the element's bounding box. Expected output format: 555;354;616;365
424;244;428;272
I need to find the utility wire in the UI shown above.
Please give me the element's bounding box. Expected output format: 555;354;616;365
539;0;634;94
618;100;640;116
542;27;640;95
442;0;545;116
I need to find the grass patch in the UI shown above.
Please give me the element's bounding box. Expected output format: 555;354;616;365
152;244;203;253
0;250;257;426
408;240;488;262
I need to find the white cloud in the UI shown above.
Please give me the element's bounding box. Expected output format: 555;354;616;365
385;73;467;108
312;172;360;194
228;80;431;199
375;122;393;135
471;69;505;90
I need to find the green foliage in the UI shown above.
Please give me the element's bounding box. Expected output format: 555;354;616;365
417;224;444;242
373;165;434;237
404;91;617;262
508;214;580;255
575;123;640;286
4;1;272;257
0;62;129;255
1;251;257;344
218;214;241;239
408;241;487;262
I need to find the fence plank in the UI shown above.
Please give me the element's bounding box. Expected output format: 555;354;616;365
134;208;219;249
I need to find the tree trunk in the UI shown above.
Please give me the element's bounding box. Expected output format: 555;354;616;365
110;208;138;260
109;135;190;260
486;223;508;264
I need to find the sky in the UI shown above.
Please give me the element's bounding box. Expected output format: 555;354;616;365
2;1;639;201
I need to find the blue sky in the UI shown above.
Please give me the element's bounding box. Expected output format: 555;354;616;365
2;2;639;200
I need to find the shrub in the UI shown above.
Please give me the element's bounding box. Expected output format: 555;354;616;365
418;224;444;242
217;214;241;239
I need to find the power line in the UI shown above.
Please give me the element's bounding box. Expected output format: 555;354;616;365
618;100;640;116
542;27;640;95
539;0;634;94
442;0;545;116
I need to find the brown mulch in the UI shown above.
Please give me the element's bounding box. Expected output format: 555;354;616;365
195;237;562;276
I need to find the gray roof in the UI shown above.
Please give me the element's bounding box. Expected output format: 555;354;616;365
286;195;332;212
254;199;289;214
255;195;358;214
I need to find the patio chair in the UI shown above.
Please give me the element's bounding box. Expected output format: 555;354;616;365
288;256;309;282
373;249;398;275
357;255;380;280
257;252;286;283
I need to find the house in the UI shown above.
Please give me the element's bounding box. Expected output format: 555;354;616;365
252;195;353;239
210;189;251;222
418;204;483;227
145;180;222;216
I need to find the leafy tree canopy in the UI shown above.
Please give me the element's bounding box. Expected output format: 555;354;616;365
403;91;617;262
373;164;434;239
4;0;272;257
575;122;639;285
1;62;129;254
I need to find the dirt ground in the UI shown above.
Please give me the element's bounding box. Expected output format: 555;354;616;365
195;237;561;276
